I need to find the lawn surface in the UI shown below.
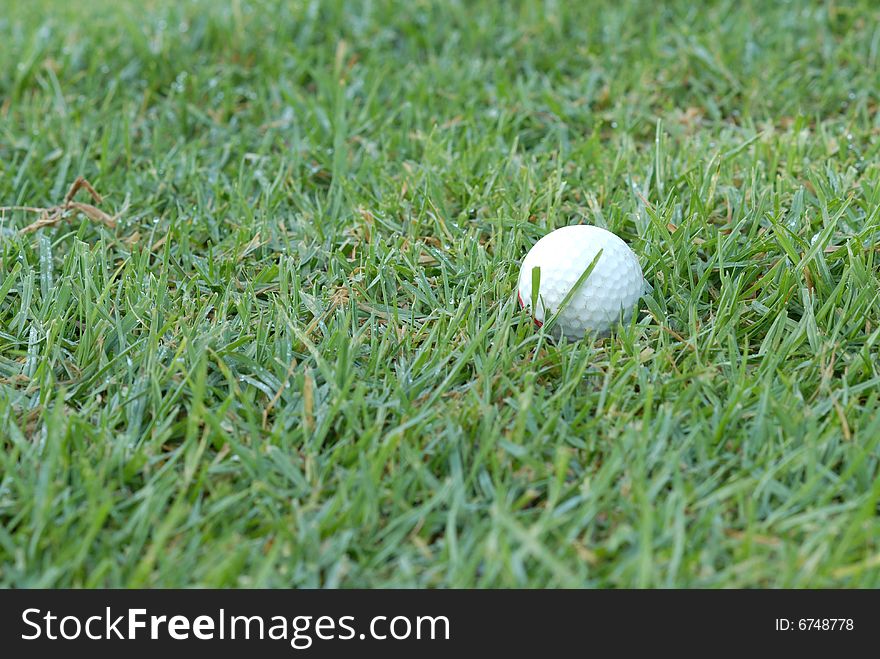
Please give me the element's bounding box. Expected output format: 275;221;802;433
1;0;880;587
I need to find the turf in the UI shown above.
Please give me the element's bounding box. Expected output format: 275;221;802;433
1;0;880;588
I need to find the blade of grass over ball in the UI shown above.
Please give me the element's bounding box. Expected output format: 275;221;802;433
545;248;603;333
530;265;541;313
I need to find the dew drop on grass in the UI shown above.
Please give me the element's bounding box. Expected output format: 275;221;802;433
39;233;53;298
26;325;39;379
172;71;188;93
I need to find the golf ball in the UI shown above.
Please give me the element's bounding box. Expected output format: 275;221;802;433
517;225;644;340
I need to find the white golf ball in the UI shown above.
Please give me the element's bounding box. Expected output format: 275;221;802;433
517;225;644;340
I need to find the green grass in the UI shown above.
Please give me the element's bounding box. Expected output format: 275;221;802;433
1;0;880;588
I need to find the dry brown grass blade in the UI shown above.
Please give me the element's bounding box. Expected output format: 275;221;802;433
262;358;299;430
19;210;61;234
2;177;118;235
66;202;116;228
65;176;103;204
150;234;169;252
0;205;48;214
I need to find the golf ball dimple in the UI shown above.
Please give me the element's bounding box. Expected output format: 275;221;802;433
517;225;644;340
